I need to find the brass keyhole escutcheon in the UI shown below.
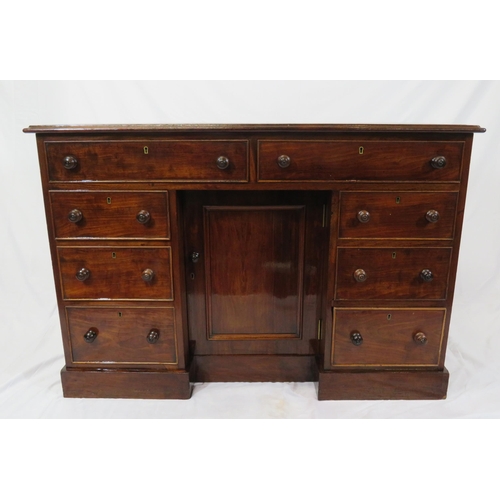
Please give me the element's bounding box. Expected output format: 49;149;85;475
107;197;112;204
118;312;122;317
112;252;116;259
396;197;401;204
144;146;149;154
359;146;364;154
387;314;392;321
392;252;396;259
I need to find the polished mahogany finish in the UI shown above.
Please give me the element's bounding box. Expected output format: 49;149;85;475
66;306;177;365
258;140;464;181
25;123;485;400
339;191;457;239
50;191;170;239
58;246;173;300
332;308;445;366
45;140;249;182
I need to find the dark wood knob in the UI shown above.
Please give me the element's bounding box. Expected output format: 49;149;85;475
68;209;83;223
136;210;151;224
147;328;160;344
350;331;363;346
430;156;447;169
216;156;230;170
83;328;98;343
414;332;428;345
357;210;371;223
420;269;433;282
354;269;367;282
76;268;90;281
142;268;155;282
425;210;440;223
277;155;291;168
63;155;78;170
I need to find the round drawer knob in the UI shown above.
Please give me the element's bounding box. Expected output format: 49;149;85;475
216;156;230;170
420;269;433;282
142;268;155;282
430;156;447;169
414;332;428;345
68;209;83;223
277;155;291;168
350;331;363;346
357;210;371;223
136;210;151;224
83;328;98;343
63;155;78;170
76;268;90;281
147;328;160;344
425;210;440;223
353;269;367;282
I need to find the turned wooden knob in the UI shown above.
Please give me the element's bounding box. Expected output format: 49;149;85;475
430;156;447;169
425;210;440;223
357;210;371;223
136;210;151;224
142;268;155;282
216;156;230;170
68;209;83;223
353;269;367;282
63;155;78;170
76;268;90;281
83;328;98;343
420;269;433;282
277;155;291;168
414;332;428;345
147;328;160;344
350;331;363;346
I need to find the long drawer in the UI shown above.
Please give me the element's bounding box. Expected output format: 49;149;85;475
331;308;446;367
58;246;173;300
335;247;452;300
46;140;249;182
258;140;463;181
338;191;458;239
50;191;170;239
66;306;177;365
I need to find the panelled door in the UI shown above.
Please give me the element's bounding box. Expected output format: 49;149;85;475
182;191;329;356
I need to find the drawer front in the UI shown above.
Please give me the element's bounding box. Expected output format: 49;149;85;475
258;140;463;181
335;247;452;300
66;307;177;364
50;191;170;239
46;140;249;182
339;191;458;239
58;246;173;300
332;308;445;366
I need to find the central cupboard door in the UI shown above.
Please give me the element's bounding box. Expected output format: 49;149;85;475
182;191;329;355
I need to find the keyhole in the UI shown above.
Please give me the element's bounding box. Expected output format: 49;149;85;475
112;252;117;259
118;312;122;318
392;252;396;259
396;197;401;204
359;146;364;155
387;314;392;321
190;273;195;280
107;197;112;204
144;146;149;154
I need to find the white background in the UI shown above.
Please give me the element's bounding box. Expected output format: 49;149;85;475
1;80;499;419
2;2;500;497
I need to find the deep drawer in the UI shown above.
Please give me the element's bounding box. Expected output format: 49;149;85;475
331;308;445;367
66;306;177;365
258;140;463;181
58;246;173;300
339;191;458;239
335;247;452;300
50;191;170;239
46;140;249;182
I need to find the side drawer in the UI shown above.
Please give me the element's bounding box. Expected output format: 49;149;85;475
66;306;177;365
335;247;452;300
339;191;458;239
46;140;249;182
58;246;173;300
50;191;170;239
331;308;446;367
258;140;463;181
